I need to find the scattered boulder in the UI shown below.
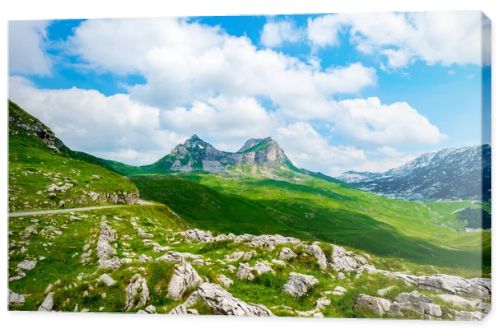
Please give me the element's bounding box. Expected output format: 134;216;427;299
17;259;37;271
9;290;25;305
225;250;254;262
331;286;347;296
278;247;297;261
99;273;116;287
196;283;273;316
330;245;362;272
167;261;203;300
157;251;201;263
271;259;286;267
184;229;213;242
306;243;328;270
38;292;54;311
437;294;481;309
283;273;319;298
236;262;273;281
389;291;442;319
236;263;255;281
218;274;233;288
125;274;149;311
355;294;391;316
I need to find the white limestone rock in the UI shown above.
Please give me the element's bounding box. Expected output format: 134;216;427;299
167;261;203;300
354;294;391;316
283;272;319;298
99;273;116;287
278;247;297;261
125;274;149;311
38;292;54;311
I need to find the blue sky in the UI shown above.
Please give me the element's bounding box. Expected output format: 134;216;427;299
8;12;491;175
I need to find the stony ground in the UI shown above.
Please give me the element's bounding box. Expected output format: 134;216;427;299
8;204;491;320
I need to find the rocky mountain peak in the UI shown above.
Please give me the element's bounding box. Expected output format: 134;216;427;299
156;135;292;173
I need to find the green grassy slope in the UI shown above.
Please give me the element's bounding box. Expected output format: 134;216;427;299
132;173;490;276
8;101;138;212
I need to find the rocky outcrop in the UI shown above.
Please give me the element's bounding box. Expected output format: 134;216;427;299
125;274;149;311
9;290;25;305
355;294;391;316
306;243;328;270
167;262;203;300
279;247;298;260
38;292;54;311
225;250;255;262
97;221;121;269
381;272;491;299
283;273;319;298
389;291;442;319
330;245;368;272
236;262;273;281
171;283;273;316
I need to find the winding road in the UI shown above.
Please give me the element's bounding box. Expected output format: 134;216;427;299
9;199;155;218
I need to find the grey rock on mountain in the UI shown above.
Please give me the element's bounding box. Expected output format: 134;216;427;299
339;145;491;201
283;272;319;298
167;261;203;300
145;135;292;173
355;294;391;316
125;274;150;311
170;283;273;316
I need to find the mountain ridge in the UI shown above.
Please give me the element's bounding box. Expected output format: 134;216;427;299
339;145;491;201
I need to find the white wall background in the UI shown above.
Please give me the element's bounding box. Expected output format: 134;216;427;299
0;1;498;333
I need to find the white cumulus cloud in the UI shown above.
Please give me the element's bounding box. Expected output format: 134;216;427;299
307;12;486;68
9;20;52;75
261;19;303;48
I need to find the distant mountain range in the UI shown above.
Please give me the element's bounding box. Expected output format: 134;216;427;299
338;145;491;201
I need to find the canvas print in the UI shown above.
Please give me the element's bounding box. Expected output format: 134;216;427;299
8;12;491;320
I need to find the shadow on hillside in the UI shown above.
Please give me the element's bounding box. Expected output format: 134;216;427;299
132;175;485;271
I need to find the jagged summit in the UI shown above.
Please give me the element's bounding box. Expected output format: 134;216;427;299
149;134;292;173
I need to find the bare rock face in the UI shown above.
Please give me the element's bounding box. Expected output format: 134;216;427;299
38;292;54;311
167;261;203;300
196;283;273;316
389;291;442;319
355;294;391;316
125;274;150;311
279;247;298;261
283;272;319;298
